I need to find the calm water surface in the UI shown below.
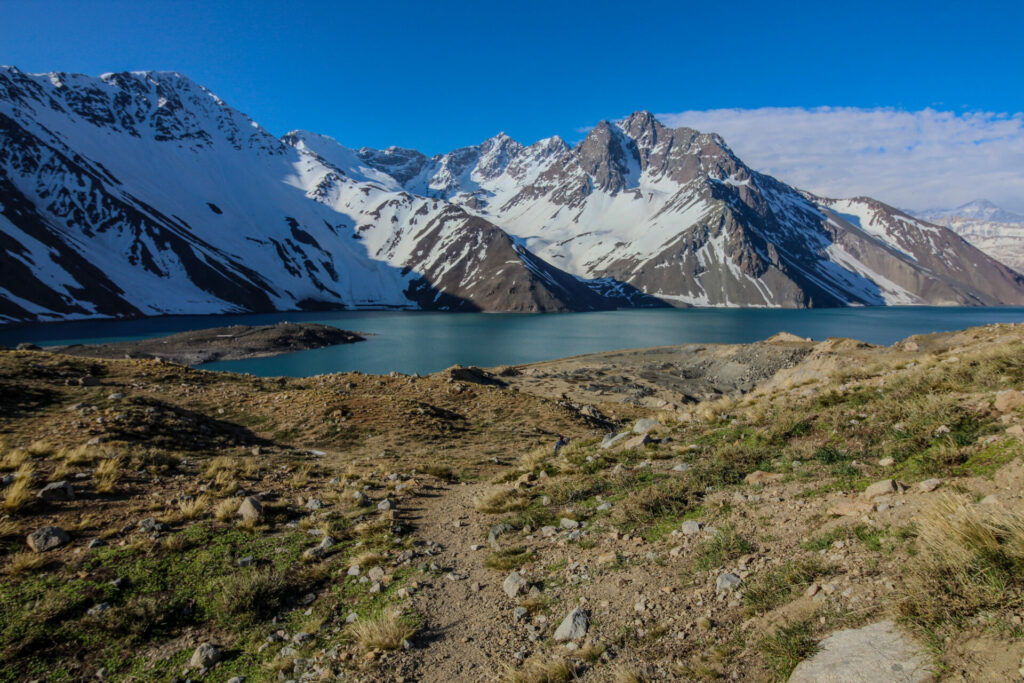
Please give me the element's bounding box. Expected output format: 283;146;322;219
3;307;1024;377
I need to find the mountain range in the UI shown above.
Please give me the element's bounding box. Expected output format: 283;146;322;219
2;66;1023;324
909;200;1024;273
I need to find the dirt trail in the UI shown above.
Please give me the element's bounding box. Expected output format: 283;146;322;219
402;473;527;682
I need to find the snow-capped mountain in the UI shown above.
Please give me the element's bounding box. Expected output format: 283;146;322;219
331;111;1024;308
910;201;1024;273
2;67;1023;324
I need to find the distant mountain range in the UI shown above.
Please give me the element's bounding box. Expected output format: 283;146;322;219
908;200;1024;273
2;66;1023;323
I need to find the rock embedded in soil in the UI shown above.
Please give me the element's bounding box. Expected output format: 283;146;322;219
744;470;783;485
918;478;942;492
633;418;661;434
994;389;1024;413
27;526;70;552
189;642;222;670
680;520;702;535
716;572;742;591
788;620;930;682
238;496;263;523
37;480;74;501
503;572;528;599
862;479;899;499
553;608;589;641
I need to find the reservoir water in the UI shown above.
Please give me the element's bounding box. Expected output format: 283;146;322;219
2;307;1024;377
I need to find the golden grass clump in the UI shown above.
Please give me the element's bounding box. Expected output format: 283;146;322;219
204;455;235;478
474;486;527;514
93;457;122;493
59;444;99;466
26;441;54;458
612;667;647;683
499;656;575;683
347;610;415;651
178;495;210;520
2;464;34;513
5;551;47;575
0;448;30;471
899;494;1024;630
214;497;240;523
696;396;736;424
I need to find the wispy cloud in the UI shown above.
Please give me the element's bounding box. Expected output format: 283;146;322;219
657;107;1024;213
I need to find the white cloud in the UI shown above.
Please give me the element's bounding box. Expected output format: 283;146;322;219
657;107;1024;214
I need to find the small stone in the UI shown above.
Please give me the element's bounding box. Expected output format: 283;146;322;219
513;607;529;622
503;572;528;599
862;479;899;500
559;518;579;530
368;566;385;582
305;498;324;511
672;463;692;472
633;418;661;434
27;526;70;552
553;608;589;641
237;556;254;567
918;478;942;492
805;583;821;597
488;523;512;550
37;480;75;501
348;565;361;576
87;602;110;617
377;499;393;511
87;539;105;549
716;572;742;591
877;457;895;467
189;642;221;670
994;389;1024;413
237;496;264;523
292;631;312;644
680;520;702;535
346;612;359;623
596;502;612;511
107;392;125;400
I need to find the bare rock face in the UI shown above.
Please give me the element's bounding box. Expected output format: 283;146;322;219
788;621;931;682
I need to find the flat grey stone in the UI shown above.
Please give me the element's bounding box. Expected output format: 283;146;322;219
27;526;70;552
503;571;528;599
788;621;931;683
633;418;661;434
716;572;742;591
37;480;74;501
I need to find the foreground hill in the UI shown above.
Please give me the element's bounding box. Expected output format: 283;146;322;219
2;66;1023;322
2;324;1024;680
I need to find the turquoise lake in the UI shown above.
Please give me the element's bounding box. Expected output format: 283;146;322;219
2;307;1024;377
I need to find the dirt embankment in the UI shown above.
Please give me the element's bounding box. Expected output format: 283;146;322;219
47;322;364;365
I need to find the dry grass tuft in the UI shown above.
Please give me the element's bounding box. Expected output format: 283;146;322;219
499;656;575;683
347;611;415;651
60;444;98;466
93;457;122;494
0;448;29;471
474;486;527;514
26;441;54;458
178;495;210;520
899;494;1024;631
612;667;647;683
214;497;240;523
2;464;34;513
6;551;47;575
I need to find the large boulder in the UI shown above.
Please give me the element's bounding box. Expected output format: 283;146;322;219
788;621;930;682
27;526;70;552
189;642;222;670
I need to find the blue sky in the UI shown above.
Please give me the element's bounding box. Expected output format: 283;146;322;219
3;0;1023;209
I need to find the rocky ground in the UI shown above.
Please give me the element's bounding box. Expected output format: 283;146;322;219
2;324;1024;682
35;322;364;365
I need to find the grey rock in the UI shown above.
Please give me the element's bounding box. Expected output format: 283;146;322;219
596;502;612;511
107;392;125;400
27;526;70;552
376;498;393;511
559;518;579;529
513;607;529;622
716;572;742;591
680;520;702;535
368;566;385;582
917;478;942;492
292;631;312;644
305;498;324;511
87;539;106;549
788;620;930;682
488;523;513;550
37;480;74;501
553;608;589;641
137;518;168;533
345;612;359;623
347;565;361;576
503;571;528;599
601;432;631;449
633;418;661;434
87;602;110;617
189;642;221;670
237;496;263;523
237;556;254;567
672;463;692;472
621;433;653;450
